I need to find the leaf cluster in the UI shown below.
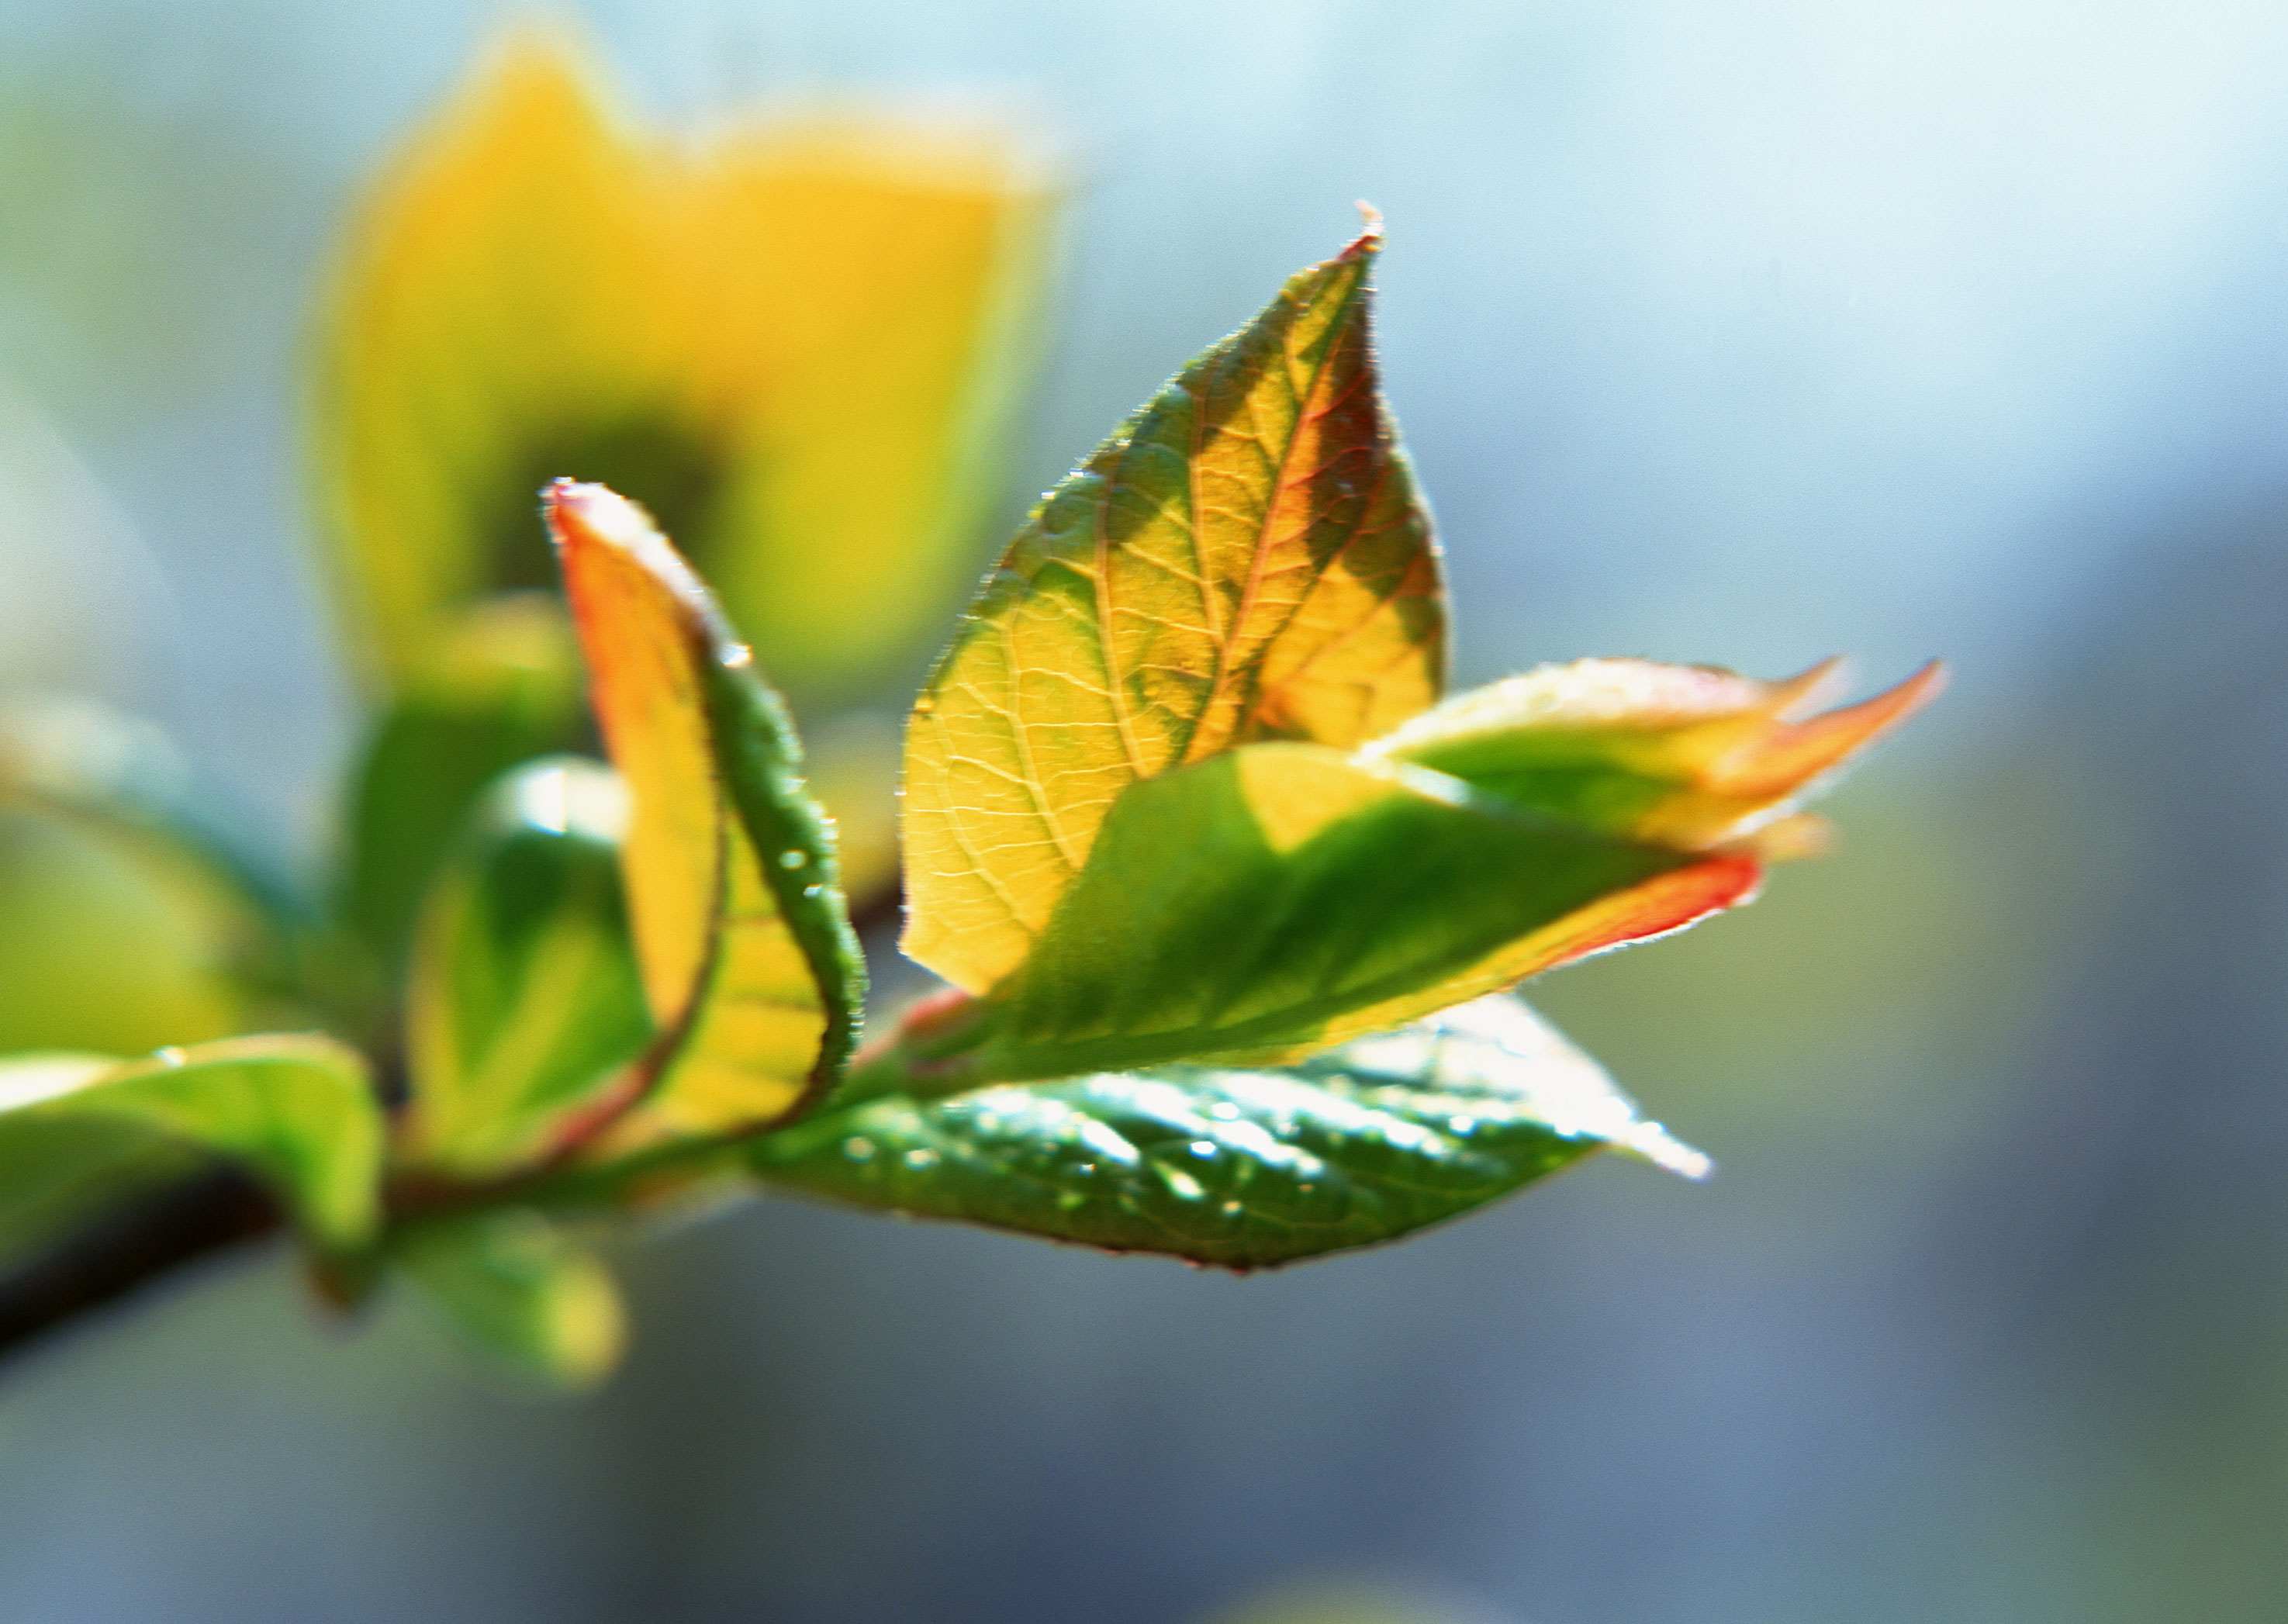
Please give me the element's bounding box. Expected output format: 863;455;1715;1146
0;36;1937;1386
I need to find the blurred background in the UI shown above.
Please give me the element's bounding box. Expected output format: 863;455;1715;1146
5;1;2288;1619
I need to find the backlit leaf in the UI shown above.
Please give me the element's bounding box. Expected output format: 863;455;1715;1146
395;1208;626;1389
1363;656;1945;853
0;1035;384;1254
921;744;1753;1083
754;995;1704;1270
902;223;1443;993
547;482;862;1152
401;758;651;1177
663;122;1056;703
313;25;1051;704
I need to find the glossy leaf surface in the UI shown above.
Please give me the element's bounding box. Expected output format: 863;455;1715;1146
1366;656;1945;852
903;224;1443;993
396;1208;626;1389
0;1036;383;1253
548;482;862;1150
314;26;1050;704
402;758;651;1177
755;996;1703;1269
337;594;586;968
942;744;1753;1081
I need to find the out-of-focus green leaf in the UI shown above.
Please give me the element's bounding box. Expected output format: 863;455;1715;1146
0;1118;207;1269
0;696;307;1053
547;482;862;1154
880;745;1756;1087
902;222;1443;995
313;26;1052;709
755;995;1704;1269
1365;656;1945;854
401;758;652;1177
0;1035;384;1254
0;1057;205;1267
337;593;586;969
394;1208;626;1390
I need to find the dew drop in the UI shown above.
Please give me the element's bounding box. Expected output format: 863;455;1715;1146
842;1135;876;1163
1189;1139;1218;1159
1448;1114;1478;1135
1220;1200;1242;1217
903;1147;939;1170
1157;1166;1206;1201
1209;1102;1239;1121
802;883;823;898
779;848;809;869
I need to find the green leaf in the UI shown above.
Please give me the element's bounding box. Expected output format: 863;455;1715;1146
546;482;863;1153
1363;656;1946;852
903;744;1757;1085
902;221;1444;996
394;1208;627;1390
401;758;652;1177
336;593;586;969
0;696;309;1054
0;1058;207;1267
753;995;1706;1269
0;1035;385;1254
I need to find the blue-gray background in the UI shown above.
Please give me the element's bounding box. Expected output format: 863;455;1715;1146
5;2;2288;1620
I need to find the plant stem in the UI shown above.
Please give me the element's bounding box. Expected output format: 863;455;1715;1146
0;1167;278;1367
0;893;934;1367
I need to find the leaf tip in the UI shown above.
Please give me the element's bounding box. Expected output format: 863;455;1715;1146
1615;1118;1714;1181
543;479;729;640
1713;657;1948;798
541;476;646;557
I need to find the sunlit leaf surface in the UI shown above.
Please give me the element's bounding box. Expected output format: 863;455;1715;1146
314;26;1050;706
548;482;861;1150
1365;656;1945;853
402;758;651;1177
0;1036;383;1253
755;995;1703;1269
903;223;1443;993
952;743;1755;1080
395;1208;626;1390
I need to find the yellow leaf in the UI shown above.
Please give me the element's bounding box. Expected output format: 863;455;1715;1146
665;126;1054;699
902;223;1445;993
313;26;1052;703
546;482;861;1152
315;29;671;681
